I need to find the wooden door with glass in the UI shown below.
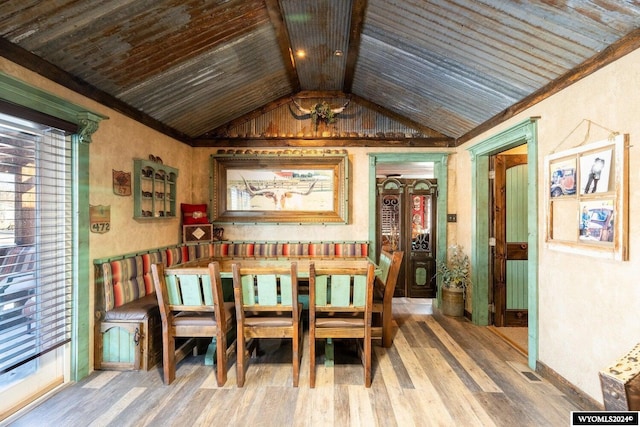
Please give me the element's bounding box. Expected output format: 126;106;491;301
377;178;437;298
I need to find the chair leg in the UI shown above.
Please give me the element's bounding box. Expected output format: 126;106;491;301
162;329;176;385
382;307;393;348
309;328;316;388
236;332;246;387
364;335;372;388
215;331;228;387
292;324;300;387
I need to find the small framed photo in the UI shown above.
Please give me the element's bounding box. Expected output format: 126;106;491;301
579;149;612;195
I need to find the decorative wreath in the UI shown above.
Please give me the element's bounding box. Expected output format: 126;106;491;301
310;101;336;125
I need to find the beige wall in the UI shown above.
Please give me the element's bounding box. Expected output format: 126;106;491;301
457;47;640;402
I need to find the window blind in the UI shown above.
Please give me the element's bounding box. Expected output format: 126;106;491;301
0;115;72;374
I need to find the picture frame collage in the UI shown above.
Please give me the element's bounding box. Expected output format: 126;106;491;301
544;134;628;260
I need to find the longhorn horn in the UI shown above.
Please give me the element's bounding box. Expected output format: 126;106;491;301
242;176;270;196
331;98;351;114
292;98;312;115
287;180;317;196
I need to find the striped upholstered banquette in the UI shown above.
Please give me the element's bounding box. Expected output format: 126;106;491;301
94;241;369;371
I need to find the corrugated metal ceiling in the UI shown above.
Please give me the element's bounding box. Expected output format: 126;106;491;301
0;0;639;143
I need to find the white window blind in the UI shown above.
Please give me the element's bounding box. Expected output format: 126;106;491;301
0;115;72;374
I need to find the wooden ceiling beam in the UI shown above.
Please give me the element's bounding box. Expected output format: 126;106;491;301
191;137;453;148
343;0;367;94
264;0;301;93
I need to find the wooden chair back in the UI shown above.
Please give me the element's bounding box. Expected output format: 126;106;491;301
162;265;226;316
308;262;376;387
151;262;234;386
373;249;404;347
231;262;303;387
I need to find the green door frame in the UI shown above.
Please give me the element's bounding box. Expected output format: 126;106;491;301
0;72;107;381
467;118;539;369
368;152;449;304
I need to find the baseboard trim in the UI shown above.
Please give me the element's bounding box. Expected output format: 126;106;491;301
536;360;603;411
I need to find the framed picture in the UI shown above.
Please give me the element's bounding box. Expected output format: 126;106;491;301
544;134;628;260
579;149;612;195
210;150;349;223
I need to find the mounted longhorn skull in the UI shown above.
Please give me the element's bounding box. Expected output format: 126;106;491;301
291;98;351;115
242;176;318;210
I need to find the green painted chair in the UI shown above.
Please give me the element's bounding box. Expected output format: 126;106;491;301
372;249;404;348
308;262;376;388
151;262;235;386
231;262;303;387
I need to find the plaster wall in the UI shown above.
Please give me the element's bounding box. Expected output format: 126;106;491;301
458;47;640;402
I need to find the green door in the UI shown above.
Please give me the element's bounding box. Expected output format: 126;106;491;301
494;154;528;326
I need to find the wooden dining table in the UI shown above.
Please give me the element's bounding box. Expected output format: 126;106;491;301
167;256;377;278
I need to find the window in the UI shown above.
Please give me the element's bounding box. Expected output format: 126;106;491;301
0;113;72;390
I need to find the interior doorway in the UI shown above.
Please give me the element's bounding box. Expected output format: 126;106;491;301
376;176;437;298
491;148;529;327
467;118;539;369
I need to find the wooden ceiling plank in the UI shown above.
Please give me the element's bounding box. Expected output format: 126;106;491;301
457;28;640;145
0;37;192;143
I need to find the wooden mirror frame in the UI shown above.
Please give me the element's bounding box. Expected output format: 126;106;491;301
210;150;349;224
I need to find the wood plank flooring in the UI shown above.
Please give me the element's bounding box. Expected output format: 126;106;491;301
8;299;592;426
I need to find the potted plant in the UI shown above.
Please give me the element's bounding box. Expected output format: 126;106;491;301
435;245;470;316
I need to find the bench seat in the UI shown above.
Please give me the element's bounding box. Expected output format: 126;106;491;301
102;293;158;321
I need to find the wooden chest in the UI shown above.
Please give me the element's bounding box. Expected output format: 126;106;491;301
95;315;162;371
599;343;640;411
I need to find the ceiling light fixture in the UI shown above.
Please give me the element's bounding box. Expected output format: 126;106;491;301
296;50;306;58
334;49;343;56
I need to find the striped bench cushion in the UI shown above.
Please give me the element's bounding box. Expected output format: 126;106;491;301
208;242;368;258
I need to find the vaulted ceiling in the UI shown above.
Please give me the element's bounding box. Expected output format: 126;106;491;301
1;1;639;146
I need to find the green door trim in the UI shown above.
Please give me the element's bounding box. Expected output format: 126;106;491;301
0;72;107;381
467;118;539;370
368;152;449;305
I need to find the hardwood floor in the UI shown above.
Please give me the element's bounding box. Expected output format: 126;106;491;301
8;299;591;426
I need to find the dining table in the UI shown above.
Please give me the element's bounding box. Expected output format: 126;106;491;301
166;256;377;278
